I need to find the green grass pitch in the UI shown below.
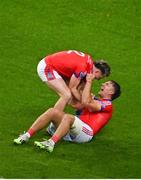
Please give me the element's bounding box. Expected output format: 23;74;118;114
0;0;140;178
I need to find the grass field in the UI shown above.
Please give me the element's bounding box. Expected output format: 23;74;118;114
0;0;140;178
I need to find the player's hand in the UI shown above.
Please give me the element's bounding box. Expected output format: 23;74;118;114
86;73;95;83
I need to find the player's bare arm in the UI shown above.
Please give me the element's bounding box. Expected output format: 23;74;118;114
82;74;101;112
69;74;81;101
84;99;102;112
68;82;85;110
81;73;95;104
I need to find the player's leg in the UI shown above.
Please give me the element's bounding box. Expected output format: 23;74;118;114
37;59;72;111
45;78;72;111
28;108;65;133
13;108;64;144
34;114;75;152
49;115;93;143
35;116;93;152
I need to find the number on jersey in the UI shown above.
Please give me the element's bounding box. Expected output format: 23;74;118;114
67;50;85;57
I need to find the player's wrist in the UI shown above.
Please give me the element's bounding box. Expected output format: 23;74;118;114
86;80;92;84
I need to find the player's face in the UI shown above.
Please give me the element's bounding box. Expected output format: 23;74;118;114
98;81;115;97
94;70;103;80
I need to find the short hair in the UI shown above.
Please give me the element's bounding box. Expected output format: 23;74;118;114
94;60;111;77
110;80;121;100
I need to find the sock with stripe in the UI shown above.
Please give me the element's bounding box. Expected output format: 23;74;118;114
49;135;59;146
26;128;35;138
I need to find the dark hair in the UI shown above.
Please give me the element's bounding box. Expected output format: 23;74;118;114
94;60;111;77
111;80;121;100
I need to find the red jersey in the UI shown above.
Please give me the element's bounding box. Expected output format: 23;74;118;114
76;98;113;135
44;50;94;79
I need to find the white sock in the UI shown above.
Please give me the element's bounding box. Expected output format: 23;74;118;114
48;139;55;146
25;132;30;138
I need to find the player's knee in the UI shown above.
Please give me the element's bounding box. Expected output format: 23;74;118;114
62;114;74;125
44;108;53;117
50;108;60;116
46;108;60;116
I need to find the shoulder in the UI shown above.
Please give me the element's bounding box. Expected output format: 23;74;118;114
98;99;112;112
